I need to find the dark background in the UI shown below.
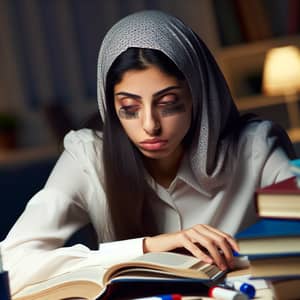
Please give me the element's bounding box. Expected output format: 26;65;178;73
1;0;300;241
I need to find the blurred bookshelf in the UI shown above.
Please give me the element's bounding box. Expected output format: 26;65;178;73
0;145;59;166
215;35;300;143
1;0;300;161
216;35;300;98
213;0;300;145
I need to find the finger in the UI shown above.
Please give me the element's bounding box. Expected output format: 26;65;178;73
183;228;228;269
195;235;228;271
193;225;233;269
202;224;240;252
203;231;234;267
215;238;235;269
177;232;213;264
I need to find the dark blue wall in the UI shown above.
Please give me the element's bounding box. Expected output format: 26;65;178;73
0;157;57;240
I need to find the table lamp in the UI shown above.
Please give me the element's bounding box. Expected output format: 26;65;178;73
262;45;300;130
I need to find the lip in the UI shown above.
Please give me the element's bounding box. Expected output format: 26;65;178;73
139;138;168;151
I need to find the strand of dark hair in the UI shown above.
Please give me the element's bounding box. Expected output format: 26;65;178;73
103;105;150;239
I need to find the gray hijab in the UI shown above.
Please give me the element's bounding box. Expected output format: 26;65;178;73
97;10;294;194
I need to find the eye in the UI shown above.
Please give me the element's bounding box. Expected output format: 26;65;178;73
157;94;178;106
119;105;140;119
120;104;139;112
158;94;186;117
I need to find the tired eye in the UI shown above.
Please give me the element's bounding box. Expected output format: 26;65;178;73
158;95;178;106
159;96;186;116
118;105;139;119
159;101;176;106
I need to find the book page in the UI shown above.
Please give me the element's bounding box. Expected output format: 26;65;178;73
131;252;201;269
13;266;106;299
110;267;199;280
102;252;225;284
131;252;224;280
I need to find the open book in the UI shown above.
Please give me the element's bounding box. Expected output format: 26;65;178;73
12;251;226;300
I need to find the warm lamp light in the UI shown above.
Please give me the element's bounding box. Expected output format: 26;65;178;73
263;46;300;95
263;46;300;128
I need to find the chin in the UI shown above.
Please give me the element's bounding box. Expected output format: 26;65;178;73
140;149;172;160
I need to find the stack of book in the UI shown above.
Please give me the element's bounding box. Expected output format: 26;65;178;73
235;175;300;300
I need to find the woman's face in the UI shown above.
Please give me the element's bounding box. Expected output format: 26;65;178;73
114;65;192;161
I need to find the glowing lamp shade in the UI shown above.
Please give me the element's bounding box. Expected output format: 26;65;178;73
263;46;300;96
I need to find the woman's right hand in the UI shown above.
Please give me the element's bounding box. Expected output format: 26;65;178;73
143;224;239;271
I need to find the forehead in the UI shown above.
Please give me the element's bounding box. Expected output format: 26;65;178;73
114;65;182;91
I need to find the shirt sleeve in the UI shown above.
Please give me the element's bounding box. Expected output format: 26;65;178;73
0;130;144;295
1;147;94;294
260;146;294;187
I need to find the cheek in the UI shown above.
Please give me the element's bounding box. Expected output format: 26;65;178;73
163;111;192;135
119;119;140;139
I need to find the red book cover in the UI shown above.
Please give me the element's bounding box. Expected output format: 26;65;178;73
255;176;300;219
256;177;299;195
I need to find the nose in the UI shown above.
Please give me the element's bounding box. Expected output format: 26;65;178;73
142;107;161;136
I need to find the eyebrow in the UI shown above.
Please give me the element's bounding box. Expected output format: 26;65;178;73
115;85;182;100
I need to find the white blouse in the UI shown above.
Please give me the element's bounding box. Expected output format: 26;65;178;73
1;128;293;294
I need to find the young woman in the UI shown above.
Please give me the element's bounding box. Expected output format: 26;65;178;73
1;10;295;294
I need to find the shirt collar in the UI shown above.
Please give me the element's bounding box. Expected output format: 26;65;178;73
145;152;212;198
176;151;212;197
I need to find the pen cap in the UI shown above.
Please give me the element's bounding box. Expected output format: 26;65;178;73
0;271;11;300
233;282;255;299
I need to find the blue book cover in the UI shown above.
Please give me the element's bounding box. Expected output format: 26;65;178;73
235;219;300;240
235;219;300;257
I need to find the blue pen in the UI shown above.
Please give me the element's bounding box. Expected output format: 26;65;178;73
131;294;182;300
224;280;256;299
